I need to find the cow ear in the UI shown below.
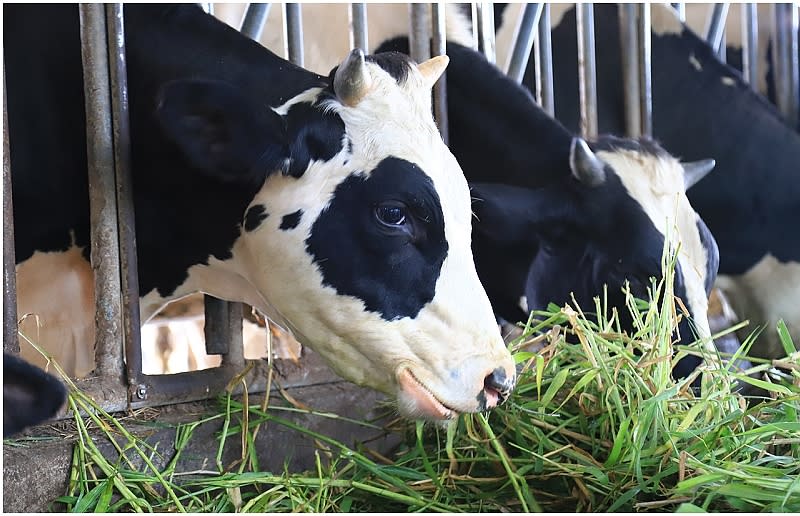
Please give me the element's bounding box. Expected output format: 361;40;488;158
471;183;566;244
156;79;288;185
3;353;67;437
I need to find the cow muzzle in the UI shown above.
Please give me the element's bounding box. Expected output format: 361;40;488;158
395;357;517;421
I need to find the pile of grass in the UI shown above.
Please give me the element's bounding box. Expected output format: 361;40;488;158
27;252;800;512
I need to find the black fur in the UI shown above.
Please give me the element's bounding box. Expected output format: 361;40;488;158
306;158;447;321
280;209;303;231
3;353;67;437
244;204;269;232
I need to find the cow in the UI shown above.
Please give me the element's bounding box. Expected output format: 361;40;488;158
493;3;799;360
5;3;517;422
212;4;729;379
3;353;68;437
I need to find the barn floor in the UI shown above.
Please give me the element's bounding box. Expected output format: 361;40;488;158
2;353;401;513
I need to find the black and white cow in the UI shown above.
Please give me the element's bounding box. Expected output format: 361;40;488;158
5;4;517;421
499;3;799;359
214;4;727;378
3;354;67;437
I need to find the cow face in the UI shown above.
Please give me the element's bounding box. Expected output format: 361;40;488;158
157;50;515;421
4;353;67;437
471;137;717;376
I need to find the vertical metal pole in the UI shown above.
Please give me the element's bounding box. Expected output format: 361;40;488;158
349;3;368;51
79;4;124;378
284;3;304;68
204;298;244;366
3;74;19;355
741;3;758;86
199;3;213;15
619;4;641;137
431;2;448;145
535;4;555;117
506;3;543;83
470;3;480;51
475;2;496;64
576;3;598;138
775;3;799;128
106;4;142;398
671;3;686;23
638;3;653;138
705;3;730;57
410;4;431;63
240;3;271;41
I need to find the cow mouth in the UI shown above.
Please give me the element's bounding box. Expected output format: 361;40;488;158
397;368;455;420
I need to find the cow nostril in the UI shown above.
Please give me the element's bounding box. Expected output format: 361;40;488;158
483;367;509;404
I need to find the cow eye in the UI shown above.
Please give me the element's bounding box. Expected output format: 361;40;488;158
375;203;407;227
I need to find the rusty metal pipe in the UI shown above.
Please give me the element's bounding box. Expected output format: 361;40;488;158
106;4;142;400
506;3;543;84
3;74;19;355
79;3;125;379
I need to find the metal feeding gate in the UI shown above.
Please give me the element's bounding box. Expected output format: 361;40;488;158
3;2;799;416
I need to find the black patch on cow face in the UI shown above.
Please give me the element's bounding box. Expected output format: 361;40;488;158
244;204;268;232
284;101;346;178
366;52;412;84
306;157;447;321
280;209;303;231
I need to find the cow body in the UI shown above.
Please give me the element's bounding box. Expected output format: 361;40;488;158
503;4;799;358
6;4;516;421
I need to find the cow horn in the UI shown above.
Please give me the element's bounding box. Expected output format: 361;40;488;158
417;55;449;89
569;137;606;187
334;48;373;107
682;159;715;189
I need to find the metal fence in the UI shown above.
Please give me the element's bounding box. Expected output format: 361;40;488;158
3;2;799;414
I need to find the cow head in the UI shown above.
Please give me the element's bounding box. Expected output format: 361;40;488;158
156;50;515;420
4;353;67;437
471;136;717;377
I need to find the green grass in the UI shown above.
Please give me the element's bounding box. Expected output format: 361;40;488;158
16;249;800;512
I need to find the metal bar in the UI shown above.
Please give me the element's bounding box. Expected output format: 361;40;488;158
619;4;641;137
741;3;758;85
475;2;496;64
576;3;598;138
106;4;142;400
284;3;304;67
240;3;271;41
409;4;431;63
198;3;213;16
506;3;543;83
431;2;448;145
638;3;653;138
671;3;686;23
79;4;125;379
705;3;730;57
470;3;480;50
774;3;799;127
349;3;368;51
3;73;19;355
535;3;554;116
203;297;244;366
